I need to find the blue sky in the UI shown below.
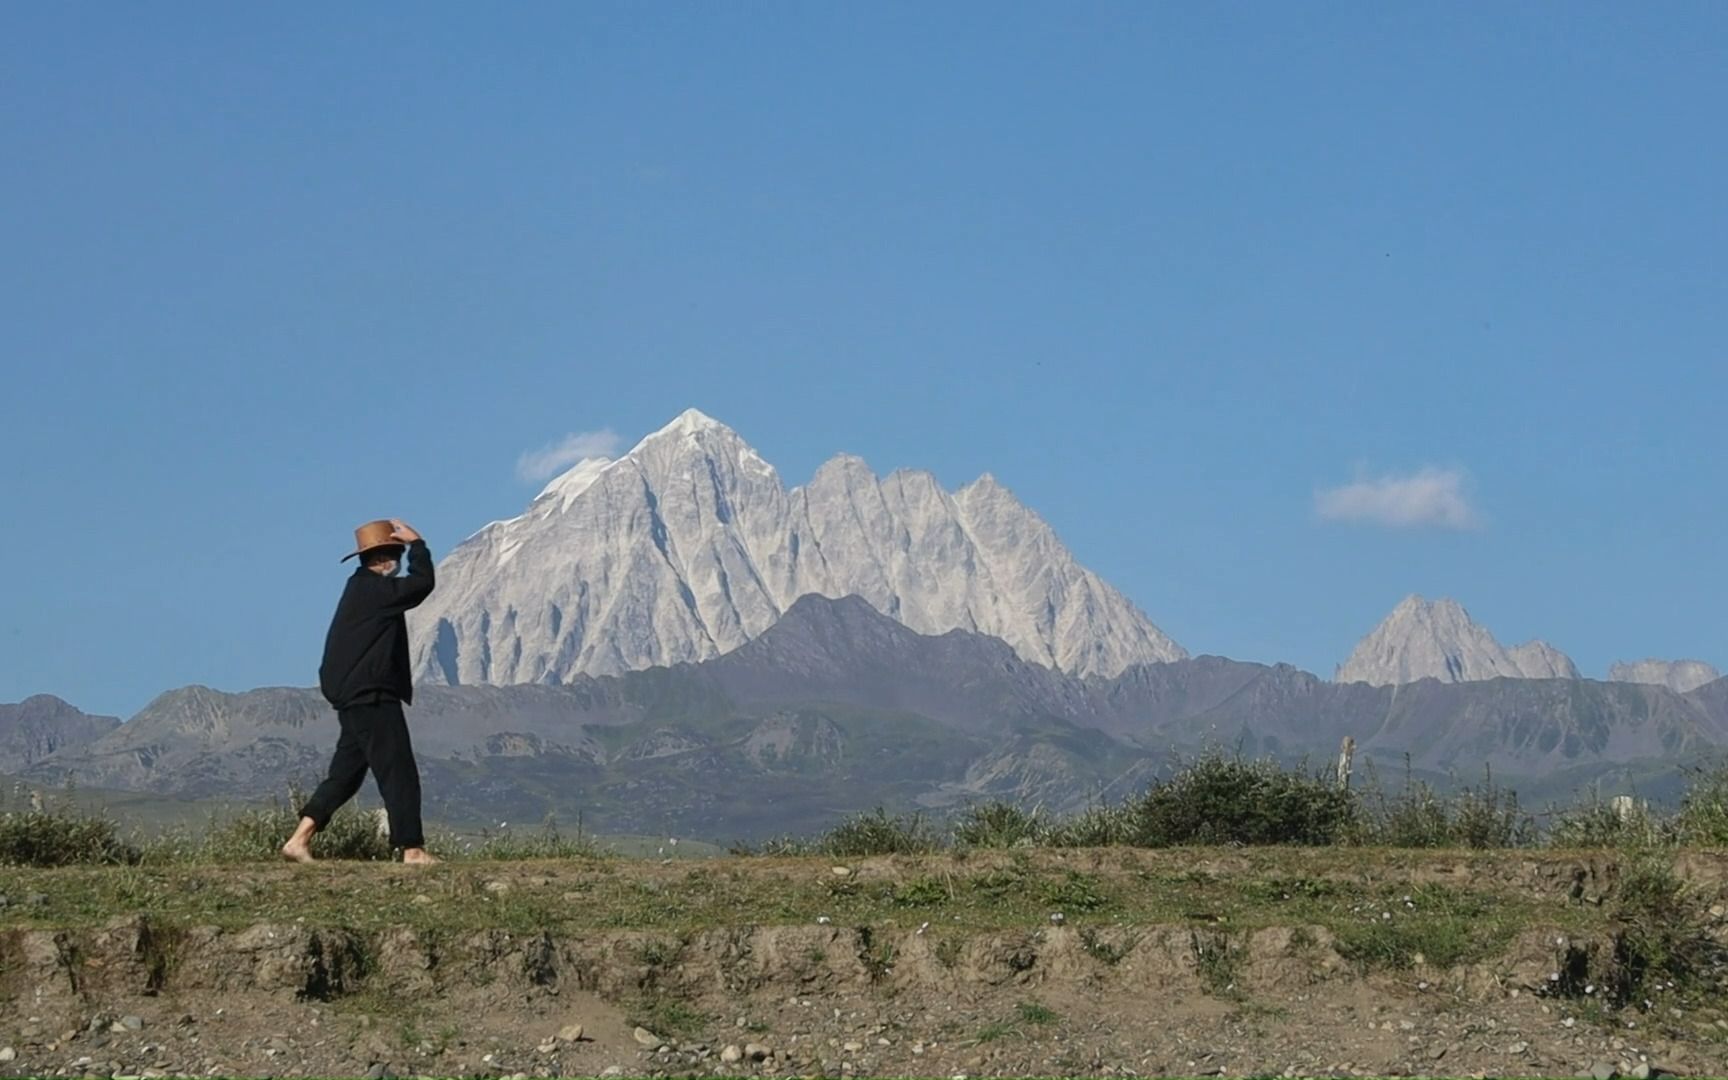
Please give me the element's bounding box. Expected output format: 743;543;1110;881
2;4;1724;718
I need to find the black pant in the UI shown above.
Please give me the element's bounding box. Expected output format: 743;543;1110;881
299;700;425;849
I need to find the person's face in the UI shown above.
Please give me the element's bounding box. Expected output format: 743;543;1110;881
363;547;403;576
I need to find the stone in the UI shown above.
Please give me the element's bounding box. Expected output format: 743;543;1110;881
633;1027;661;1047
720;1045;743;1064
483;880;511;895
600;1068;624;1079
0;1048;14;1063
843;1041;864;1053
1508;1042;1530;1054
831;867;852;877
1590;1063;1620;1080
557;1024;584;1043
365;1063;387;1080
1629;1064;1653;1080
745;1043;771;1062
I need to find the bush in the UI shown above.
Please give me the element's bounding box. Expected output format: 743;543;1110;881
165;789;393;863
1674;761;1728;845
1549;793;1672;849
818;807;940;857
1603;854;1727;1007
1043;803;1138;848
726;835;813;857
1359;766;1532;849
0;809;139;867
1131;752;1358;846
953;801;1048;849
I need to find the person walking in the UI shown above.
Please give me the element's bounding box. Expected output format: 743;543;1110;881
282;519;438;864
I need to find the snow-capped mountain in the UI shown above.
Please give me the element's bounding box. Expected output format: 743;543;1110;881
1335;595;1579;686
1608;659;1722;694
408;409;1186;686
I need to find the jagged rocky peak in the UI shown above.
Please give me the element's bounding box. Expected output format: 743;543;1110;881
1507;640;1581;680
1335;594;1580;686
0;694;122;773
409;409;1185;687
1608;658;1722;694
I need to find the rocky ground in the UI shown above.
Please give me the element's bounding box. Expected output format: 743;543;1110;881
2;849;1726;1078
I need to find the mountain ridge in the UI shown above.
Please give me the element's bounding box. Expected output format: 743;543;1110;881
1335;595;1581;686
408;410;1185;688
20;594;1727;839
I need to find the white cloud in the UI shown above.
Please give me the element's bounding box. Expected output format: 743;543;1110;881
1315;467;1482;530
516;429;621;483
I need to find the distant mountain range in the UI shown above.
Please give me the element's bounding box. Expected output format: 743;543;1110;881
4;411;1722;839
10;595;1726;840
1336;594;1719;691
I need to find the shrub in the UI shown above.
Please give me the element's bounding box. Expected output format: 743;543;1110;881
0;808;139;867
1042;870;1109;912
1549;793;1672;849
176;789;393;862
726;835;812;857
1602;854;1728;1008
1359;776;1452;848
1043;803;1138;848
953;801;1047;849
1675;761;1728;846
1355;763;1531;849
1133;752;1358;846
817;807;940;857
1189;929;1243;996
1449;777;1533;849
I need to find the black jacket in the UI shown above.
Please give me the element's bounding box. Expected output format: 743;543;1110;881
319;540;436;709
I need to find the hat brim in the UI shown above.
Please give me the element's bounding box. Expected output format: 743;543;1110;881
341;543;407;563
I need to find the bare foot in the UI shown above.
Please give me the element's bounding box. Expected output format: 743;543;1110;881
402;848;439;866
280;839;315;864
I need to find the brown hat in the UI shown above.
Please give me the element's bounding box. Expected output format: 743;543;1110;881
341;520;405;562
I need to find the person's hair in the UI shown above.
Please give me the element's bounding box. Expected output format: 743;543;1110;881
361;545;406;568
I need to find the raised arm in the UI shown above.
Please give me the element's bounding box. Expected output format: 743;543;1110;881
379;521;436;613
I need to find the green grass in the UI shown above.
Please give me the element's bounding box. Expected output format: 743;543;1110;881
6;847;1718;1025
1331;886;1516;970
628;996;709;1040
0;849;1621;959
1079;926;1139;966
973;1001;1060;1045
1016;1000;1059;1026
1190;928;1245;997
